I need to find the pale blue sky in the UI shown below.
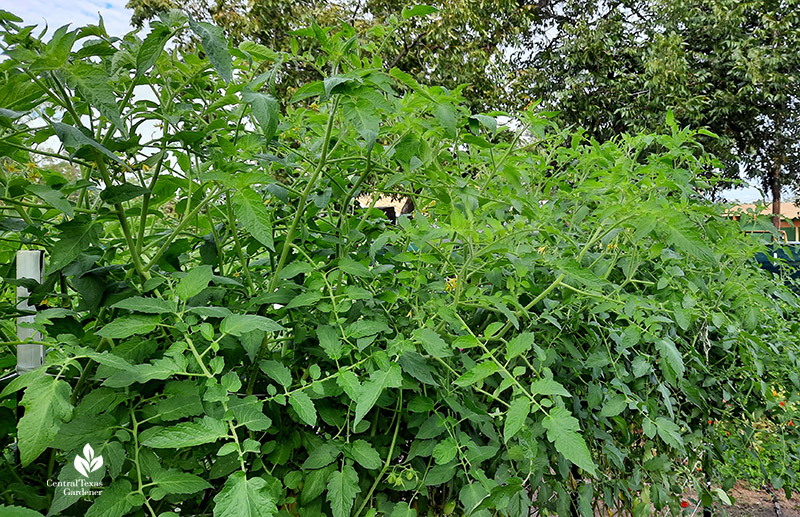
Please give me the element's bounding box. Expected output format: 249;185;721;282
0;1;770;203
0;0;133;39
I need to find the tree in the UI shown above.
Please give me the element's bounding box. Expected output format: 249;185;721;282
519;0;800;216
125;0;550;110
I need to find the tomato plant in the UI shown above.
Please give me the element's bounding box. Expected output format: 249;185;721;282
0;8;797;516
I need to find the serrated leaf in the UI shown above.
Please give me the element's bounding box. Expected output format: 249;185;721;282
65;62;126;136
599;395;627;418
432;437;458;465
100;182;150;204
222;314;284;336
49;216;97;270
52;122;124;165
188;19;232;84
654;416;684;451
25;184;73;217
454;361;497;386
153;469;212;494
177;265;214;300
542;407;597;475
213;471;278;517
412;328;452;358
229;396;272;431
289;391;316;426
242;90;279;144
111;296;177;314
655;338;685;383
503;397;530;442
402;4;438;18
232;187;274;250
85;479;134;517
303;443;341;469
259;360;291;387
96;315;159;339
137;25;171;76
316;325;343;360
326;465;361;517
529;378;571;398
18;375;73;466
140;417;227;448
353;365;401;428
350;440;381;470
505;332;535;360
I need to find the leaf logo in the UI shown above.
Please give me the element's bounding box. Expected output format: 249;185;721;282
73;444;103;478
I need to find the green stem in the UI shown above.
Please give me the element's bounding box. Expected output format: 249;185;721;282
268;97;339;291
95;159;149;283
355;389;402;517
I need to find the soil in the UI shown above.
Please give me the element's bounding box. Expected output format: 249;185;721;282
720;484;800;517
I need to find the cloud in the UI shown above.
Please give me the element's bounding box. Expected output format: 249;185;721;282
2;0;134;38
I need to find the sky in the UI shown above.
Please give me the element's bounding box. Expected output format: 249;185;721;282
0;1;774;204
0;0;134;38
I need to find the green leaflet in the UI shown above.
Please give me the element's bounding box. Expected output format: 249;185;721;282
25;184;73;217
213;471;278;517
96;315;160;339
99;182;150;205
111;296;177;314
232;188;275;250
454;361;497;387
18;376;73;466
542;407;597;476
140;416;227;448
259;360;292;387
412;328;452;358
316;325;343;360
188;19;232;84
655;338;685;383
85;479;134;517
65;62;126;137
137;24;171;76
49;216;97;271
503;397;530;442
349;439;381;470
529;378;571;398
353;364;401;429
222;314;284;336
152;469;212;494
326;464;361;517
242;90;279;144
177;265;214;300
288;391;316;426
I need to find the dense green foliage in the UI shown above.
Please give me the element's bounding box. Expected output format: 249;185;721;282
0;9;798;516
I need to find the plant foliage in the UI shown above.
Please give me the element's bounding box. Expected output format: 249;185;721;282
0;9;798;516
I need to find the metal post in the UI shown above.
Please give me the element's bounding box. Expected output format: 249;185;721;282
16;250;46;372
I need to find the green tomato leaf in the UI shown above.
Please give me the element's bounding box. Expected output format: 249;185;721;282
213;471;278;517
503;397;530;442
350;440;381;470
188;18;232;84
221;314;284;336
542;407;597;476
176;265;214;300
140;417;227;448
242;90;279;144
288;391;316;426
326;464;361;517
152;469;212;494
18;376;73;466
412;328;452;358
111;296;177;314
96;315;159;339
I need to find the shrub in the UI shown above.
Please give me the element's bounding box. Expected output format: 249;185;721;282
0;9;798;516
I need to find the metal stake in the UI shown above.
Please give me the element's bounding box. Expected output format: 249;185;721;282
16;250;46;372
